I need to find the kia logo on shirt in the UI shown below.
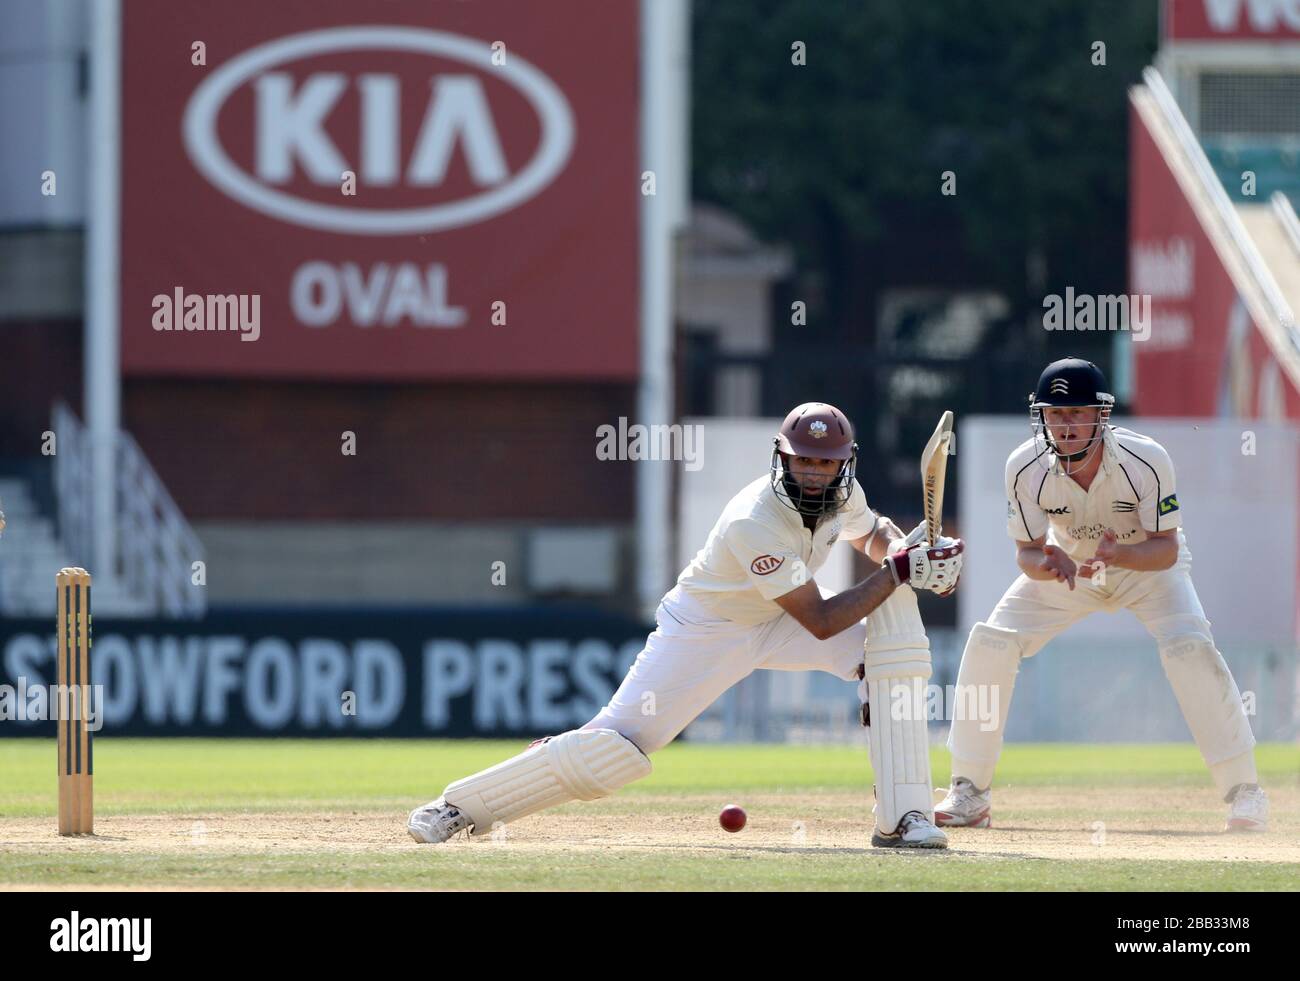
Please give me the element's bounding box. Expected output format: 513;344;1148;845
750;555;785;576
182;25;575;235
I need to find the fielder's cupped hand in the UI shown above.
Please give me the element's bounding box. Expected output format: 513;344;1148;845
1093;528;1119;563
1039;543;1077;590
1078;529;1118;581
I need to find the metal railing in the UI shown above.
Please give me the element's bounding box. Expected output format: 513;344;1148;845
53;402;206;618
1272;190;1300;259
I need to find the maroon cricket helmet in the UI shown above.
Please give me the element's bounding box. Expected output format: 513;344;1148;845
774;402;856;459
770;402;858;517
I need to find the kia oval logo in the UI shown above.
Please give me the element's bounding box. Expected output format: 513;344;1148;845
750;555;785;576
182;26;575;235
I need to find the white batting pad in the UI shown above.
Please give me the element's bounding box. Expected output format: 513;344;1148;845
1158;634;1256;766
444;728;652;836
862;586;935;833
945;621;1024;790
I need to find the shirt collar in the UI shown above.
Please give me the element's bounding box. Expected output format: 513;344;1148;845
1099;425;1119;474
763;477;805;532
765;476;832;534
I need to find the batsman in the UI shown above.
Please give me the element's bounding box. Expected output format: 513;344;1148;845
936;358;1268;832
409;402;964;848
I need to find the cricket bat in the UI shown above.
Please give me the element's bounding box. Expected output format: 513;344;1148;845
920;410;954;545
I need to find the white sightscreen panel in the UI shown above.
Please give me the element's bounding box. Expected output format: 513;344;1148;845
957;416;1298;645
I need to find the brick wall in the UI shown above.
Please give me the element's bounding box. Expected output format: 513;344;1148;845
124;380;638;521
0;320;83;457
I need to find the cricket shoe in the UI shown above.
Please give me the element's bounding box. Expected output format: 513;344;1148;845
934;777;991;828
407;797;472;843
1225;784;1268;833
871;811;949;849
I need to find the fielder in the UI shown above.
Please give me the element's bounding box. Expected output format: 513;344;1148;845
409;402;964;848
935;358;1268;832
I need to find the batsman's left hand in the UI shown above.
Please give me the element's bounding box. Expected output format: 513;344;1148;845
884;537;964;595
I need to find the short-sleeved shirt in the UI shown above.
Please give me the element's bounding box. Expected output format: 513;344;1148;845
677;475;878;625
1005;425;1181;562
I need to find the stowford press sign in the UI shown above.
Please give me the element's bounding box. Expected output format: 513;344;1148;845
0;608;648;737
119;1;640;380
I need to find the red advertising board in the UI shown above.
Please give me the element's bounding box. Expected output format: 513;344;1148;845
120;1;639;380
1164;0;1300;40
1130;98;1300;421
1129;99;1246;414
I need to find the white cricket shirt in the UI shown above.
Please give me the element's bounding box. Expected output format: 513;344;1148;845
1005;425;1183;562
677;475;877;625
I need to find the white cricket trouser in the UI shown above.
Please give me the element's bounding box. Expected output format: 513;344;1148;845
987;557;1209;658
584;585;864;754
949;547;1258;794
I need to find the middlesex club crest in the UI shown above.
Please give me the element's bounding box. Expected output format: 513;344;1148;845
750;555;785;575
808;421;829;439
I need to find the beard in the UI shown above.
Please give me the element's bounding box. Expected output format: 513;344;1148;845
783;475;830;513
783;475;824;495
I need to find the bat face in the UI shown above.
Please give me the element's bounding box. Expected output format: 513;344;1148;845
921;410;954;544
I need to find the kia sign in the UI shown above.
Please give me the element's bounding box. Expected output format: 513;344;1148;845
121;1;639;380
182;27;575;235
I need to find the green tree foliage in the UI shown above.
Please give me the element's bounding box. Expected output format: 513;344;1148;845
692;0;1159;321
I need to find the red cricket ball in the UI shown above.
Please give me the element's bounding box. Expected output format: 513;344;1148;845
719;804;747;833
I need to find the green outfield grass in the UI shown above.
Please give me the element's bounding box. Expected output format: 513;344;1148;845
4;847;1295;891
3;740;1296;814
1;740;1296;890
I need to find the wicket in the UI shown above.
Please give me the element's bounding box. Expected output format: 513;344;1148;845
56;567;93;835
